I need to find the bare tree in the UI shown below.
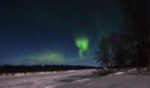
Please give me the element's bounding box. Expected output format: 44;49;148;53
96;36;110;67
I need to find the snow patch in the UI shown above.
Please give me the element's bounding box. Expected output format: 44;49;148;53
127;68;136;72
44;85;56;88
114;72;125;75
72;78;90;83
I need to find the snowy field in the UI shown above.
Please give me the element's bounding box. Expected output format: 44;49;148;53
0;69;96;88
57;69;150;88
0;68;150;88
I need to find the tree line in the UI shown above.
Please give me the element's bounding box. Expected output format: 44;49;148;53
96;0;150;72
0;64;97;74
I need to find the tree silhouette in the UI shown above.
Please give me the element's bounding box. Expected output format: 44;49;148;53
121;0;150;72
0;64;97;74
96;36;110;67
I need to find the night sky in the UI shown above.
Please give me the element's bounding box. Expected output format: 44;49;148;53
0;0;123;66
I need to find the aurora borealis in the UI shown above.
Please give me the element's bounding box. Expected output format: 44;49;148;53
75;35;89;57
0;0;122;66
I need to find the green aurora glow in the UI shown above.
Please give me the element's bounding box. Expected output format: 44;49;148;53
75;36;89;57
16;51;65;64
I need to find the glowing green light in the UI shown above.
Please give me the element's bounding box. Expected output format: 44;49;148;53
75;36;89;57
17;51;65;64
26;51;65;64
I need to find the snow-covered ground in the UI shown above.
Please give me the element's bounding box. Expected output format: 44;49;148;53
1;68;150;88
56;68;150;88
0;69;95;88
